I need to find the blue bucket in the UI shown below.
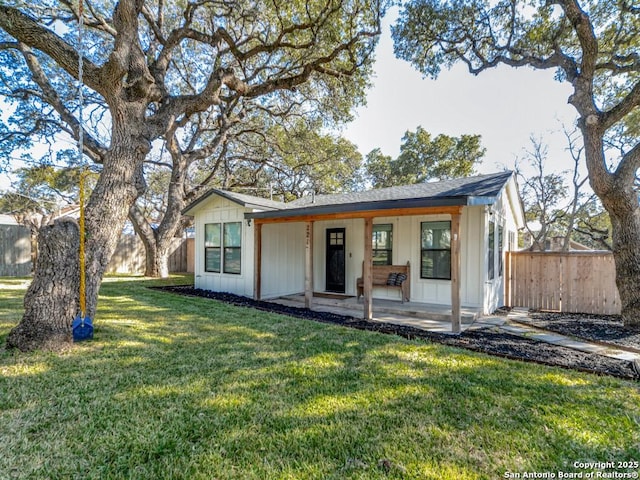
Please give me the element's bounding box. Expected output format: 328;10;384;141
72;315;93;342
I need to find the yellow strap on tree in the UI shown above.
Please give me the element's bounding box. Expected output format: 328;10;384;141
78;0;86;319
79;168;86;318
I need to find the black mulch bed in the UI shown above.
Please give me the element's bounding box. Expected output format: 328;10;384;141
154;286;640;381
518;312;640;352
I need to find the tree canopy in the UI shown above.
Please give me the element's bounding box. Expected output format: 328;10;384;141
0;0;385;168
0;0;388;350
393;0;639;182
364;126;484;188
221;120;363;200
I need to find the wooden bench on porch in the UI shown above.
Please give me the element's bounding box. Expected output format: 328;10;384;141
356;261;411;303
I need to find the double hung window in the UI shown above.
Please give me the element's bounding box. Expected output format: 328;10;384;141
223;222;242;274
420;221;451;280
204;222;242;274
372;224;393;265
204;224;221;272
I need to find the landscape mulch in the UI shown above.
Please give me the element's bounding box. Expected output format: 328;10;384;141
155;286;640;381
518;312;640;351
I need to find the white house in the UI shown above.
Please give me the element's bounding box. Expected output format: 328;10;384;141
183;171;525;332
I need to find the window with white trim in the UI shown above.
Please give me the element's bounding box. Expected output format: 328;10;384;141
204;223;221;272
372;224;393;265
420;221;451;280
488;221;495;280
223;222;242;274
204;222;242;274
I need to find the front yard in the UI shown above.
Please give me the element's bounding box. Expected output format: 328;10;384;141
1;275;639;479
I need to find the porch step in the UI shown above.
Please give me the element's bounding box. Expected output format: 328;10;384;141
278;294;479;324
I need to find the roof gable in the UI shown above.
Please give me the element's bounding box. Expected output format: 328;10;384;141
182;188;286;215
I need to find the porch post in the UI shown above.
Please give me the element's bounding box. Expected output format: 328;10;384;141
253;221;262;301
305;221;314;309
451;210;462;333
505;250;512;308
363;217;373;320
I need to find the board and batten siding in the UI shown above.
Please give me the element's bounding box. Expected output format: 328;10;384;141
193;197;254;297
483;191;521;314
260;222;306;298
406;208;483;308
310;207;485;309
190;185;520;314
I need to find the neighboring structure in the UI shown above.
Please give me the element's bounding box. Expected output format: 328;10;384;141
183;171;525;332
0;214;32;276
522;232;592;252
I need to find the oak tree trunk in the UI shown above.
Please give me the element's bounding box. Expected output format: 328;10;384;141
129;152;188;279
150;247;171;278
129;207;170;278
136;230;173;278
81;153;146;319
139;236;170;278
6;117;148;351
609;210;640;329
582;125;640;329
144;240;160;278
6;218;79;351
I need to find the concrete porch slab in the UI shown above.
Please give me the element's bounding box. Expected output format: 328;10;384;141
274;293;480;325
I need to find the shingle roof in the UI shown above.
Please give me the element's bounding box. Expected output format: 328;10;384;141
248;171;515;219
182;171;516;219
289;171;513;208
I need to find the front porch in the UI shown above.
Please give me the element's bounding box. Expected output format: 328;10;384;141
271;293;481;333
253;207;467;333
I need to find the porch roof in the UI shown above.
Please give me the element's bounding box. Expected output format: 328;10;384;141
246;171;515;220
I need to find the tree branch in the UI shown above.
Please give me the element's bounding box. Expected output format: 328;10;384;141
0;5;103;92
601;80;640;130
614;141;640;187
17;43;106;163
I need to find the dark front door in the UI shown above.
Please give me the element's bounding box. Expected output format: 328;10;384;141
326;228;346;293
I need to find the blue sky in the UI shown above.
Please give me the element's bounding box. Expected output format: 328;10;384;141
341;10;581;177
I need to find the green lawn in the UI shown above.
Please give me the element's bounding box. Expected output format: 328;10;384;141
1;276;639;480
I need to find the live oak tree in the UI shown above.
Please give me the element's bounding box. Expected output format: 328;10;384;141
0;0;386;350
130;115;362;277
364;126;484;188
215;119;363;200
394;0;640;328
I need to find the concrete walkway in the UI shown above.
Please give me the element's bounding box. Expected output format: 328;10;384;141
469;308;640;363
272;296;640;364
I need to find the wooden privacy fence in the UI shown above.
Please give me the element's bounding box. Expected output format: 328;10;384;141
505;251;620;315
0;224;32;276
107;236;194;274
0;225;194;277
